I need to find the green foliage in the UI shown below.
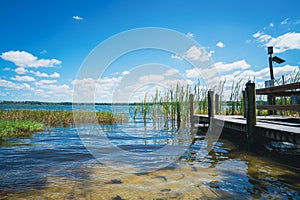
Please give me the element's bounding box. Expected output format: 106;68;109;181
131;83;192;129
0;110;127;128
0;120;44;139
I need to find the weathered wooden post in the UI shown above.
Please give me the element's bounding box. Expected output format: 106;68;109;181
208;90;215;119
266;79;276;115
189;94;194;127
215;93;220;115
245;81;256;145
242;90;246;118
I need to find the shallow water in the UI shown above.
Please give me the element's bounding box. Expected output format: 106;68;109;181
0;123;299;199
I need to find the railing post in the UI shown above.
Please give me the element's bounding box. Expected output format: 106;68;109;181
189;94;194;127
266;79;276;115
245;81;256;145
215;93;220;115
208;90;215;119
242;90;246;118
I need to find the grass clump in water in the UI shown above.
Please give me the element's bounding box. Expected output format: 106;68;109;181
0;120;44;140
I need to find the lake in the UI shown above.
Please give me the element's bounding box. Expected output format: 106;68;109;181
0;105;299;199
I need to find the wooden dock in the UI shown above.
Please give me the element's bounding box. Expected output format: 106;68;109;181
192;114;300;145
190;81;300;146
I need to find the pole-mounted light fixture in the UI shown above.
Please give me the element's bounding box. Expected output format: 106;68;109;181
267;46;285;80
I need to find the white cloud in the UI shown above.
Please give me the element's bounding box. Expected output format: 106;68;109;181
281;18;289;25
0;79;33;90
73;15;83;20
215;60;251;72
11;75;35;82
121;71;130;76
165;69;179;76
15;67;28;74
185;67;218;79
253;31;263;38
267;32;300;53
185;45;210;62
139;74;164;83
269;22;274;27
216;41;225;48
50;72;60;78
72;76;122;102
35;81;71;93
171;46;212;61
40;50;47;54
29;70;48;77
186;32;194;38
39;80;57;84
208;50;215;57
0;50;61;68
171;54;183;60
29;70;60;78
3;67;11;71
253;32;300;53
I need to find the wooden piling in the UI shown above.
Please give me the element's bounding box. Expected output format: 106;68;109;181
215;93;220;115
245;81;256;144
242;90;246;118
189;94;194;127
208;90;215;119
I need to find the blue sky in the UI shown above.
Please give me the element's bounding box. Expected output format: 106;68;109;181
0;0;299;102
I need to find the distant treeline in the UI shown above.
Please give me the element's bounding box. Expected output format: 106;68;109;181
0;100;269;106
0;101;133;106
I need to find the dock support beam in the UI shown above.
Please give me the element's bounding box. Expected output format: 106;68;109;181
215;93;220;115
189;94;194;127
242;90;246;118
245;81;256;145
208;90;215;119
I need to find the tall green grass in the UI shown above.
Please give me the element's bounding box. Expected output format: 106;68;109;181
0;120;44;140
130;83;194;129
132;70;300;127
0;110;127;128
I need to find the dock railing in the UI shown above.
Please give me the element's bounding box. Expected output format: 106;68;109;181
255;82;300;111
190;81;300;144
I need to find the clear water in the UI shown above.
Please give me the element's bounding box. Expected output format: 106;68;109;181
0;104;129;112
0;125;299;199
0;105;299;199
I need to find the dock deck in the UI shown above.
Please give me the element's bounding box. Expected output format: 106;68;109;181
193;114;300;145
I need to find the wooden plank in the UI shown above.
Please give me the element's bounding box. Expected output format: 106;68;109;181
257;90;300;96
257;104;300;111
256;121;300;135
256;82;300;94
194;114;300;133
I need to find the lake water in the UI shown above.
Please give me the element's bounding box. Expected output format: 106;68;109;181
0;104;129;113
0;105;299;199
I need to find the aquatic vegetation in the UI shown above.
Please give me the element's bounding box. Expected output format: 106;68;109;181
0;110;128;128
0;120;44;139
130;83;193;129
228;78;243;115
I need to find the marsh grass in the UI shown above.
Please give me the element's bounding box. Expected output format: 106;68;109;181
131;83;195;129
133;71;300;127
0;120;44;140
227;78;243;115
0;110;127;128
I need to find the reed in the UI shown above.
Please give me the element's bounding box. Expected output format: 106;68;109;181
131;82;194;129
227;77;243;115
0;110;127;128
